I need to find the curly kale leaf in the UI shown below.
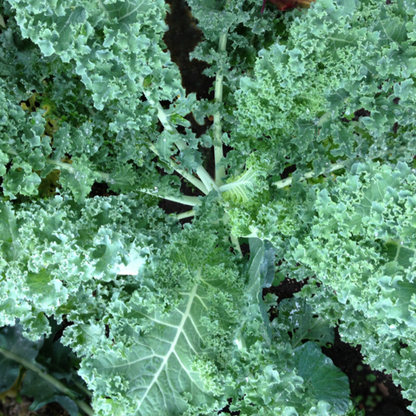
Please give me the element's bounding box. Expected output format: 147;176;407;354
233;0;416;175
291;161;416;412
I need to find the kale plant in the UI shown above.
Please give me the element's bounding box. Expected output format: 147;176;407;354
0;0;415;415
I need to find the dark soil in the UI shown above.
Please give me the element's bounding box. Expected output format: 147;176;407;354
322;328;414;416
0;396;70;416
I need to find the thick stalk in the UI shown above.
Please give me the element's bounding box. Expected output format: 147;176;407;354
212;0;232;186
0;347;94;416
176;209;196;220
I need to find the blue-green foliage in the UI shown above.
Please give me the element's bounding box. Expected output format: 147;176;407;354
294;161;416;408
0;0;414;414
233;0;416;173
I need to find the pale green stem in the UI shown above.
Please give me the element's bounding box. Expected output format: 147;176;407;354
0;347;94;416
272;144;409;189
230;233;242;256
218;181;248;193
142;84;216;194
176;209;196;220
73;380;93;397
212;0;232;187
0;14;6;28
4;147;97;176
146;140;209;194
272;161;348;188
173;138;218;192
195;166;219;193
135;189;200;206
4;147;200;207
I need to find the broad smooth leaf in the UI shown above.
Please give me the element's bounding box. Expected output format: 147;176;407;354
293;342;350;415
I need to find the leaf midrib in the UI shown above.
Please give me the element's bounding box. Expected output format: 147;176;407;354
136;282;199;412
